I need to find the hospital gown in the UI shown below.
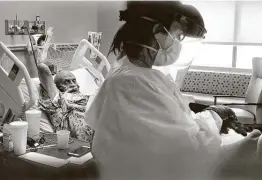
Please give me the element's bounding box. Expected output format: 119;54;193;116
39;86;94;143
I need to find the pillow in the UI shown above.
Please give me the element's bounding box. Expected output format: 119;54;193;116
20;68;99;133
20;78;39;110
71;68;99;96
221;129;246;146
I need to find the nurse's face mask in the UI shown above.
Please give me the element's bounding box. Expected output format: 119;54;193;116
127;16;206;67
153;22;184;66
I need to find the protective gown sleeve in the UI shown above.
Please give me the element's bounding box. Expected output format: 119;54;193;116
85;74;222;179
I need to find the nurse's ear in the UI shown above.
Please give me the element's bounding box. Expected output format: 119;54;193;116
152;23;164;37
152;23;168;48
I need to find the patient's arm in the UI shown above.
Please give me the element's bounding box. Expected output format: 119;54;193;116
37;63;57;100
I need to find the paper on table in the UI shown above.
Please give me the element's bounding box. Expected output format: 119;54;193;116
68;152;93;165
19;152;69;168
221;129;247;146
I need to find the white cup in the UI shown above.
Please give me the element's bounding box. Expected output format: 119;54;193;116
26;109;41;140
9;121;28;155
57;130;70;149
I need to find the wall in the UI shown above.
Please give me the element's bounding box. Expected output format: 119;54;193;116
0;1;125;77
0;1;98;77
0;1;98;45
97;1;125;65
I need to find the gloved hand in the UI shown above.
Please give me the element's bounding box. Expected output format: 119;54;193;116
204;105;251;136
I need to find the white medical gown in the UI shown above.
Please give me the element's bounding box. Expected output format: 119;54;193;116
85;57;223;180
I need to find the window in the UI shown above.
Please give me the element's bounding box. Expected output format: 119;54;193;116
180;1;262;71
184;1;235;42
236;46;262;69
236;1;262;43
192;44;233;67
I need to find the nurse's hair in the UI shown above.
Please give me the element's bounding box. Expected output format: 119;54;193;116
108;1;205;60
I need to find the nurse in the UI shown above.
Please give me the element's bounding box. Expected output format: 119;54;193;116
85;1;260;180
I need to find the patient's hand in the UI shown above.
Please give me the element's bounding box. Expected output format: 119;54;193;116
37;63;57;100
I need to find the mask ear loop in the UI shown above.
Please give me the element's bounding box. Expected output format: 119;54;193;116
160;26;182;51
127;16;180;52
126;41;158;52
162;26;176;42
141;16;167;49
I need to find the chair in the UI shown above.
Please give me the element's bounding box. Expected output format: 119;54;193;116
213;57;262;127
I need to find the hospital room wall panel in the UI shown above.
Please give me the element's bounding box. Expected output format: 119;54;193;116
0;1;98;77
97;1;125;65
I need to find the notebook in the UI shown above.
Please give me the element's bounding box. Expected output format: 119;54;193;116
153;58;193;89
68;152;93;165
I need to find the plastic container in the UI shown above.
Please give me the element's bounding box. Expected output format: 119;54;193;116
3;124;13;152
9;121;28;155
57;130;70;149
25;109;41;140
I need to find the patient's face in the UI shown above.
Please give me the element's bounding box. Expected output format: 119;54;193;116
55;71;79;93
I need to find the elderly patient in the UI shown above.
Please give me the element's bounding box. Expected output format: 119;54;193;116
37;63;94;143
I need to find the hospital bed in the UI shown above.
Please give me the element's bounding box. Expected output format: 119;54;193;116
0;39;250;145
0;42;36;123
2;39;262;179
21;39;110;133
